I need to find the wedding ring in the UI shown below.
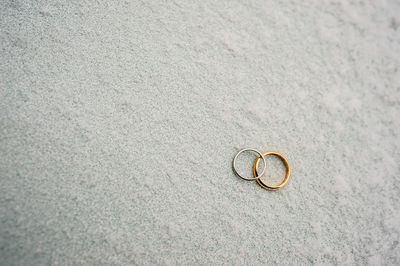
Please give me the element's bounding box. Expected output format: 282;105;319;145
253;151;291;190
232;148;267;181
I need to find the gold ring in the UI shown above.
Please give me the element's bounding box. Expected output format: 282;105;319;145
252;151;291;190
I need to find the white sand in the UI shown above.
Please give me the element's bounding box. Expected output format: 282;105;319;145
1;0;399;264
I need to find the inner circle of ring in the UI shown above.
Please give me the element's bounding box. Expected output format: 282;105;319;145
252;151;291;190
232;148;267;181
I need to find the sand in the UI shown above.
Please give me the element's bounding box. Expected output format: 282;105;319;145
1;0;399;264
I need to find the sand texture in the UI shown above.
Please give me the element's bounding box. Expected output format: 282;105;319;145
1;0;400;264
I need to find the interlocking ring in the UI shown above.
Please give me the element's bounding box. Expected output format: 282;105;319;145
253;151;291;190
232;148;266;181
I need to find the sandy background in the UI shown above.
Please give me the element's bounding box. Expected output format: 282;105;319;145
1;0;400;265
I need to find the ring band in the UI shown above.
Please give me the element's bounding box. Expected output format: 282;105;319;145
233;148;267;181
252;151;291;190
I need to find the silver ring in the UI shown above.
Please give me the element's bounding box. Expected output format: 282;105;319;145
232;148;266;181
